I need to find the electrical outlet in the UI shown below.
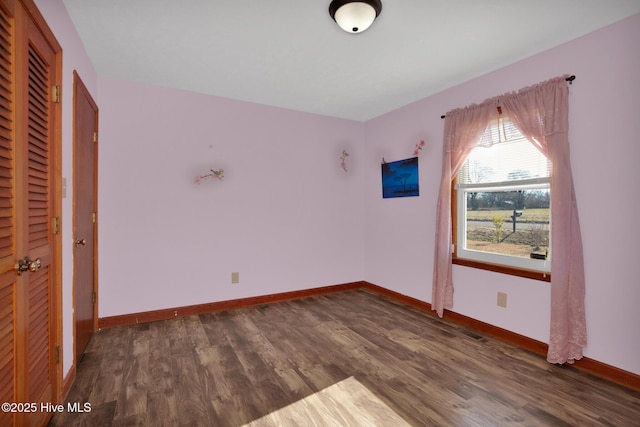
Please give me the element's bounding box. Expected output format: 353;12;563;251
231;272;239;284
497;292;507;308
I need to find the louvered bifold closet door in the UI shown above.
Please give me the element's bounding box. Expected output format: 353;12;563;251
25;40;53;405
0;3;16;427
0;0;59;425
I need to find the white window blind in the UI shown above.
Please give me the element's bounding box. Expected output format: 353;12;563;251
457;119;550;191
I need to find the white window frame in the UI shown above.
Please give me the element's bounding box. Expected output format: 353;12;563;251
455;177;551;274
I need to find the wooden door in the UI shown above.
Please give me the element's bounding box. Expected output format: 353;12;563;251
0;1;61;426
73;71;98;361
0;5;18;425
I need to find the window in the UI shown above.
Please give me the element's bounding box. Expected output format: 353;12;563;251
453;118;551;277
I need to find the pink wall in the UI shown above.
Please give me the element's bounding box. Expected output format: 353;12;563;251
364;13;640;375
97;79;366;316
35;0;98;378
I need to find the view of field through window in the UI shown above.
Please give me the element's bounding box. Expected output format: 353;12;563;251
465;190;550;260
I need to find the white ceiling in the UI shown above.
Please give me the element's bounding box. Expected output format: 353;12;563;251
62;0;640;121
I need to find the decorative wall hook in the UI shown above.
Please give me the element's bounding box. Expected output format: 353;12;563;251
340;150;349;172
195;168;224;184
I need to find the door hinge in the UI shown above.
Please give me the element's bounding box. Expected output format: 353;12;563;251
52;85;61;103
91;212;97;223
93;131;98;143
92;292;96;304
54;346;60;364
52;217;60;234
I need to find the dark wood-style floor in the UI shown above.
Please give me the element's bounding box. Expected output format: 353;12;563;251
49;290;640;426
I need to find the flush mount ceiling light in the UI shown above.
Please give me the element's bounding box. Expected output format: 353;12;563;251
329;0;382;34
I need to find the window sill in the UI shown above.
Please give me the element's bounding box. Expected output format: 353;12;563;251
452;257;551;282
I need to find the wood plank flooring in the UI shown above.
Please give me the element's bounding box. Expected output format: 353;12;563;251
48;289;640;426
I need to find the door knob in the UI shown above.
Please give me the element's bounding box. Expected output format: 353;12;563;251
75;238;87;247
29;258;42;272
14;256;42;275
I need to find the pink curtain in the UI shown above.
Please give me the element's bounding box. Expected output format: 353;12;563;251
432;76;586;364
432;102;497;316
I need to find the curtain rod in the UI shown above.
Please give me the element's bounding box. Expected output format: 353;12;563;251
440;75;576;119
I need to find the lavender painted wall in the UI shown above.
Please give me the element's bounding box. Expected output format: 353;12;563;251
364;13;640;375
97;79;366;316
35;0;98;378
